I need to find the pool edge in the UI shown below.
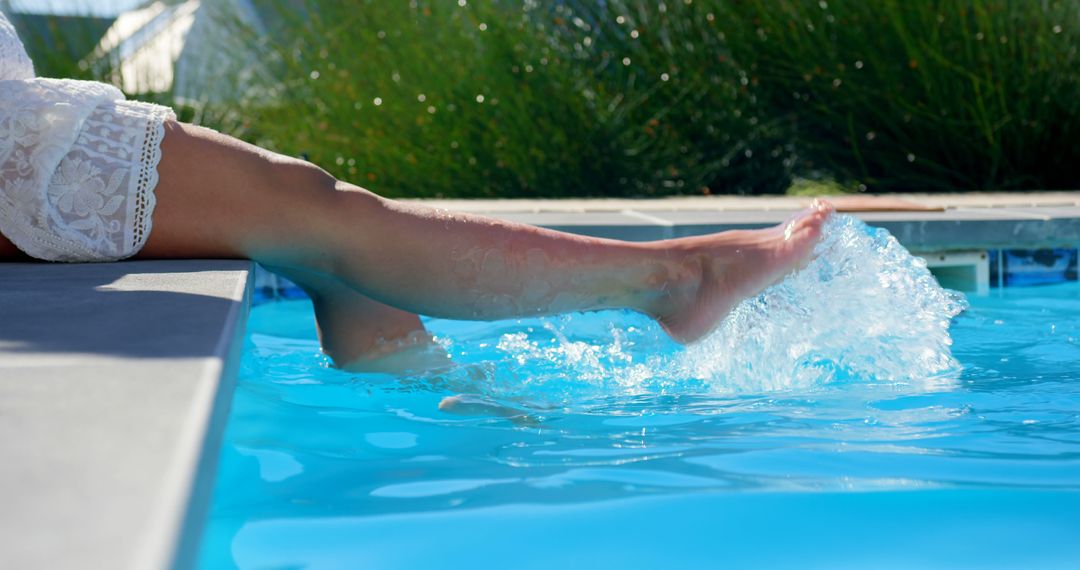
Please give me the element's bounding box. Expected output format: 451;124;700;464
151;264;253;570
0;260;254;570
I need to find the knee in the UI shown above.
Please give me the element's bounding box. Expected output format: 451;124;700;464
262;156;386;217
264;155;339;197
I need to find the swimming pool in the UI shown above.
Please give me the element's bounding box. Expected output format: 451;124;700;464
198;219;1080;568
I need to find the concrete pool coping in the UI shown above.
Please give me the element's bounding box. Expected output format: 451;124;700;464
413;191;1080;249
0;261;250;570
1;191;1079;569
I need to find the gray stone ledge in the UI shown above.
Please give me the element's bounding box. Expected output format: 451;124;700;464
409;191;1080;213
0;260;251;570
421;194;1080;249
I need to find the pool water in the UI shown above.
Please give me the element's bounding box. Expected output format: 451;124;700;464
199;223;1080;568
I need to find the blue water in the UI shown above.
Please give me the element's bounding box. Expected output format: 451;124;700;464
199;219;1080;569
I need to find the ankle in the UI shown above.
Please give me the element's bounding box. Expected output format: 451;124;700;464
639;243;704;323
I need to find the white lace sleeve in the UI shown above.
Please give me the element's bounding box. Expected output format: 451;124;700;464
0;10;34;80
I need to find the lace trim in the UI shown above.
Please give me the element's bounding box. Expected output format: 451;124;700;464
125;104;174;257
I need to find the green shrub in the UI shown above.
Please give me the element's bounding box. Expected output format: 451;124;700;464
547;1;797;195
220;0;796;197
15;1;1080;196
9;12;112;81
236;0;1080;196
718;0;1080;192
225;1;616;198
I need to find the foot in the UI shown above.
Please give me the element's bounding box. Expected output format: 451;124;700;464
652;199;834;343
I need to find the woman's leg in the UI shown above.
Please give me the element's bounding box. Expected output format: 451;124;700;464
0;198;430;368
268;264;448;373
139;121;832;343
0;234;25;259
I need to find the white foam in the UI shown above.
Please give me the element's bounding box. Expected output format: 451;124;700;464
680;214;967;392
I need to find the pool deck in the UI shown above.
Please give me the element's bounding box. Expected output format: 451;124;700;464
2;191;1079;569
0;261;250;570
417;191;1080;248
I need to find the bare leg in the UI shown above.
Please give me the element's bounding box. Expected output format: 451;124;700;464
139;121;831;344
268;265;449;373
0;198;436;368
0;234;26;259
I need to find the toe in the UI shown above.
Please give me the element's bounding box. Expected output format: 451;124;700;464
798;200;834;232
810;197;836;214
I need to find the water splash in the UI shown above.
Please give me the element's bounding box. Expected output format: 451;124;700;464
429;215;967;400
679;214;967;392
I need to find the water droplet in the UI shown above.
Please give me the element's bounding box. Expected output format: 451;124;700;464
476;94;485;103
865;131;876;141
622;57;632;66
818;0;828;8
616;15;626;24
309;70;320;80
907;153;916;162
631;29;640;39
479;22;488;31
418;93;426;102
855;60;864;69
1053;25;1063;34
458;0;466;6
661;73;670;81
373;97;383;106
427;106;437;114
